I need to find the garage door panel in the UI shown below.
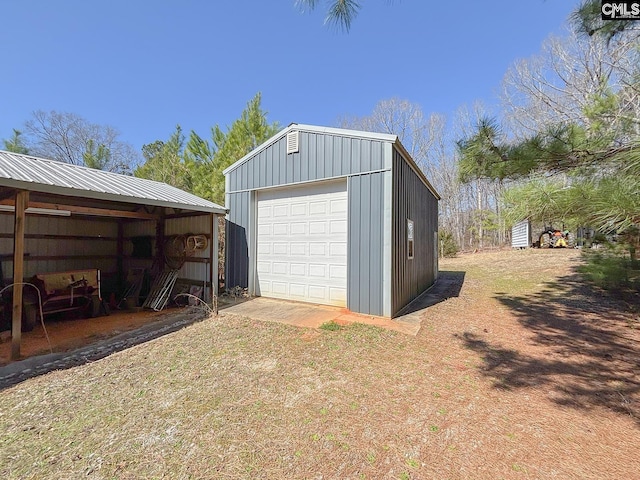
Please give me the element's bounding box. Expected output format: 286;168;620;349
309;243;326;256
308;286;326;300
309;201;326;214
258;224;271;235
309;222;326;234
330;220;347;234
259;280;271;293
290;263;306;276
273;205;289;217
329;288;346;303
329;242;347;256
330;264;347;279
330;198;347;213
289;283;307;297
273;243;288;255
291;203;307;216
309;264;326;277
257;181;347;307
271;282;287;294
272;262;287;275
290;222;307;235
290;243;306;255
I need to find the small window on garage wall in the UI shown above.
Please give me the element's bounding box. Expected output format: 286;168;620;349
407;219;414;259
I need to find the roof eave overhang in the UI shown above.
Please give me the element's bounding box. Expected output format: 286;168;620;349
0;178;228;215
392;139;441;201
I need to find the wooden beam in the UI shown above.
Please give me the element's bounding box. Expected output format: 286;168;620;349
155;217;165;270
11;255;119;261
0;199;160;219
164;211;215;220
0;233;118;241
212;214;219;298
11;190;28;360
117;220;124;293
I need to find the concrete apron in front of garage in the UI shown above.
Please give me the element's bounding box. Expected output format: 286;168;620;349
219;297;423;336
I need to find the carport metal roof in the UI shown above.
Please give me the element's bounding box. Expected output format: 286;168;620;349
0;150;226;216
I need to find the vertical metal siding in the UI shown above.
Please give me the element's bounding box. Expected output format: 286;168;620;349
511;220;531;248
391;148;439;316
225;191;251;288
226;132;388;193
347;172;385;316
351;138;361;172
0;213;219;287
0;214;118;278
123;220;156;237
165;215;213;283
225;130;434;316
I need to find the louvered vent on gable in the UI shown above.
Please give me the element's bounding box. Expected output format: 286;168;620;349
286;131;299;154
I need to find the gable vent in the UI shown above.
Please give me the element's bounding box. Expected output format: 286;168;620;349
286;131;299;154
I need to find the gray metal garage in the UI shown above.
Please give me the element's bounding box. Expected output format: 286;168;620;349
224;124;440;318
0;150;226;359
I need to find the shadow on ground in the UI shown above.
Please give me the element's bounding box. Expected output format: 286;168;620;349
461;268;640;425
397;270;465;316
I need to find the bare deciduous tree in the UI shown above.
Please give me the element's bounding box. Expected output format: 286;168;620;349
501;30;640;139
338;97;441;173
339;98;509;252
24;110;139;173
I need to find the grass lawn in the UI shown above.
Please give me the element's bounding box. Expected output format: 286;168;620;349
1;249;638;479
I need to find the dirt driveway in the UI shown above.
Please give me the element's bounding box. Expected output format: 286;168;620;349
433;248;638;422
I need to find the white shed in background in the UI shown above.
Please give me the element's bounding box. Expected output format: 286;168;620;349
512;220;532;248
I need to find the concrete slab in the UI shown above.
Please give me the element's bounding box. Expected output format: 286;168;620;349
217;272;465;336
219;297;422;336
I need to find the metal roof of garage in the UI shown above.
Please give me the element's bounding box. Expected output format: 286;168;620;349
0;150;227;214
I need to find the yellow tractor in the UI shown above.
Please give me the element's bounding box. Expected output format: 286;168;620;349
537;227;570;248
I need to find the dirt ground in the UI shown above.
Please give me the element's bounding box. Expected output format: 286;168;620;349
1;248;638;479
0;308;172;366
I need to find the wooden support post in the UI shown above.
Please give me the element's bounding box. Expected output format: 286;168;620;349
117;219;124;292
210;214;218;300
11;190;28;360
155;216;165;272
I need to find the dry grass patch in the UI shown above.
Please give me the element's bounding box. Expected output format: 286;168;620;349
1;249;638;479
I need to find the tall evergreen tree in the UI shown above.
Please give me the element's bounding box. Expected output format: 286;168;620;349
191;93;280;205
2;129;29;154
135;126;195;192
134;93;279;206
83;139;111;170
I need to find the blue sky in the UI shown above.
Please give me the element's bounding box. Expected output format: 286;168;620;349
1;1;578;154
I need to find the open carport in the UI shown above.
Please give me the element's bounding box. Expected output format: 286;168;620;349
0;150;226;361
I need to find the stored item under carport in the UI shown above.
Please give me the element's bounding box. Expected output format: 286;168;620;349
142;269;179;311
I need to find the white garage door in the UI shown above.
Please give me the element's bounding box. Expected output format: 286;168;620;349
256;180;348;306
